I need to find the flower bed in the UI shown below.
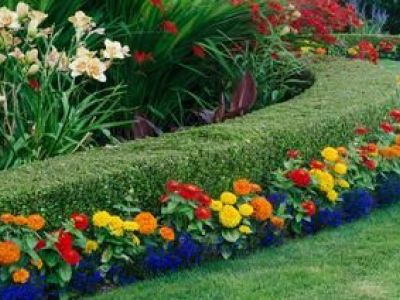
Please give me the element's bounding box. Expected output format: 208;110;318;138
2;109;400;298
0;59;395;226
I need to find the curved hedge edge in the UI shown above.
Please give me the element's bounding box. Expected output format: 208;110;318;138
0;58;397;226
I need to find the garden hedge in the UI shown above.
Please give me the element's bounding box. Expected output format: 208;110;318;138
0;58;396;226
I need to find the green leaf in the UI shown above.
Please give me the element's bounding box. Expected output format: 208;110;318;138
101;246;114;263
42;250;60;267
220;244;233;260
222;229;240;243
58;262;72;283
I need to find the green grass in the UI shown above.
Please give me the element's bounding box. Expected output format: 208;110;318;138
90;205;400;300
380;59;400;74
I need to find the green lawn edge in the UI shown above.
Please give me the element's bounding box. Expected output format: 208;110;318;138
0;58;396;226
90;204;400;300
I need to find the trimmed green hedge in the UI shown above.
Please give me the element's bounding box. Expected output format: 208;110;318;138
0;58;396;226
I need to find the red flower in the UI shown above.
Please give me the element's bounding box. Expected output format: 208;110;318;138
150;0;164;10
178;184;202;200
132;51;153;64
301;201;316;217
379;40;394;53
287;149;300;159
71;213;89;231
354;126;369;135
55;231;73;253
163;21;178;35
28;79;40;91
61;249;80;266
35;240;46;251
166;180;181;193
310;159;325;170
268;1;284;13
194;207;211;220
196;193;212;206
192;44;205;59
363;158;377;170
380;122;394;133
389;109;400;122
288;169;311;188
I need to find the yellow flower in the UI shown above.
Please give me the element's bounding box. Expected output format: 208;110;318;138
219;205;242;228
239;225;252;235
123;221;139;232
92;211;111;228
238;203;254;217
84;240;99;254
12;268;30;284
300;46;312;54
210;200;223;212
30;259;43;270
327;190;338;202
312;170;335;192
334;163;348;175
336;179;350;189
108;216;124;231
220;192;237;205
347;47;359;57
321;147;339;162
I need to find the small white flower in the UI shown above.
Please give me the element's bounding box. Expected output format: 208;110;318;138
9;47;25;60
16;2;30;19
103;39;130;60
46;47;60;68
68;11;95;32
0;53;6;64
76;46;96;59
27;63;40;75
25;48;39;64
86;57;107;82
69;56;87;78
28;10;48;25
0;7;20;30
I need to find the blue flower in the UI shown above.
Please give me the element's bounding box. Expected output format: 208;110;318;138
69;256;104;294
268;193;288;210
341;189;374;222
376;173;400;206
0;274;45;300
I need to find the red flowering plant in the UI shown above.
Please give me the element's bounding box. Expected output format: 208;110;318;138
160;181;214;241
0;213;46;288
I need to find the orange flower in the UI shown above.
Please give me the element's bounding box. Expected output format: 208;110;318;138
233;179;252;196
13;216;27;226
250;197;273;221
0;241;21;266
12;268;30;284
251;183;262;193
315;47;327;56
336;147;347;156
27;214;45;231
379;147;397;159
270;216;285;230
0;214;15;224
134;212;158;235
159;226;175;242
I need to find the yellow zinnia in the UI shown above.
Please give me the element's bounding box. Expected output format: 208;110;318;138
239;225;252;235
84;240;99;254
210;200;223;212
123;221;139;232
238;203;254;217
336;179;350;189
92;211;111;228
321;147;339;162
220;192;237;205
334;163;348;175
219;205;242;228
327;190;338;202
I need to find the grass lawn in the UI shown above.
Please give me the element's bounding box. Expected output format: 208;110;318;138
380;59;400;74
90;204;400;300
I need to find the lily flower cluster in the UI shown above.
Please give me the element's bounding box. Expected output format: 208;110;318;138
2;110;400;298
0;3;130;84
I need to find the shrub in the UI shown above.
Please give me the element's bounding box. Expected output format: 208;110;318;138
0;58;395;226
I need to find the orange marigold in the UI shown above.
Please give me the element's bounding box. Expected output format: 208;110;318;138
159;226;175;242
270;216;285;230
0;214;15;224
12;268;30;284
233;179;252;196
26;214;45;231
13;216;27;226
336;147;347;156
250;197;273;221
251;183;262;193
134;212;158;235
0;241;21;266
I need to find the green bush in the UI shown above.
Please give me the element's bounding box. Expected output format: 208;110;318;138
0;58;396;227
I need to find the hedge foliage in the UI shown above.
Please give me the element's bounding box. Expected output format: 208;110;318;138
0;58;396;226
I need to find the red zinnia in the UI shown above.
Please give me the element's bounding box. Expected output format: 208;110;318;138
288;169;311;188
194;207;211;220
354;126;369;135
178;184;202;200
287;149;300;159
363;158;377;170
160;194;169;203
196;193;212;206
192;44;205;59
166;180;181;193
310;159;325;170
61;249;80;266
380;122;394;133
389;109;400;122
35;239;46;251
71;213;89;231
55;231;73;253
163;21;178;35
301;200;316;217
